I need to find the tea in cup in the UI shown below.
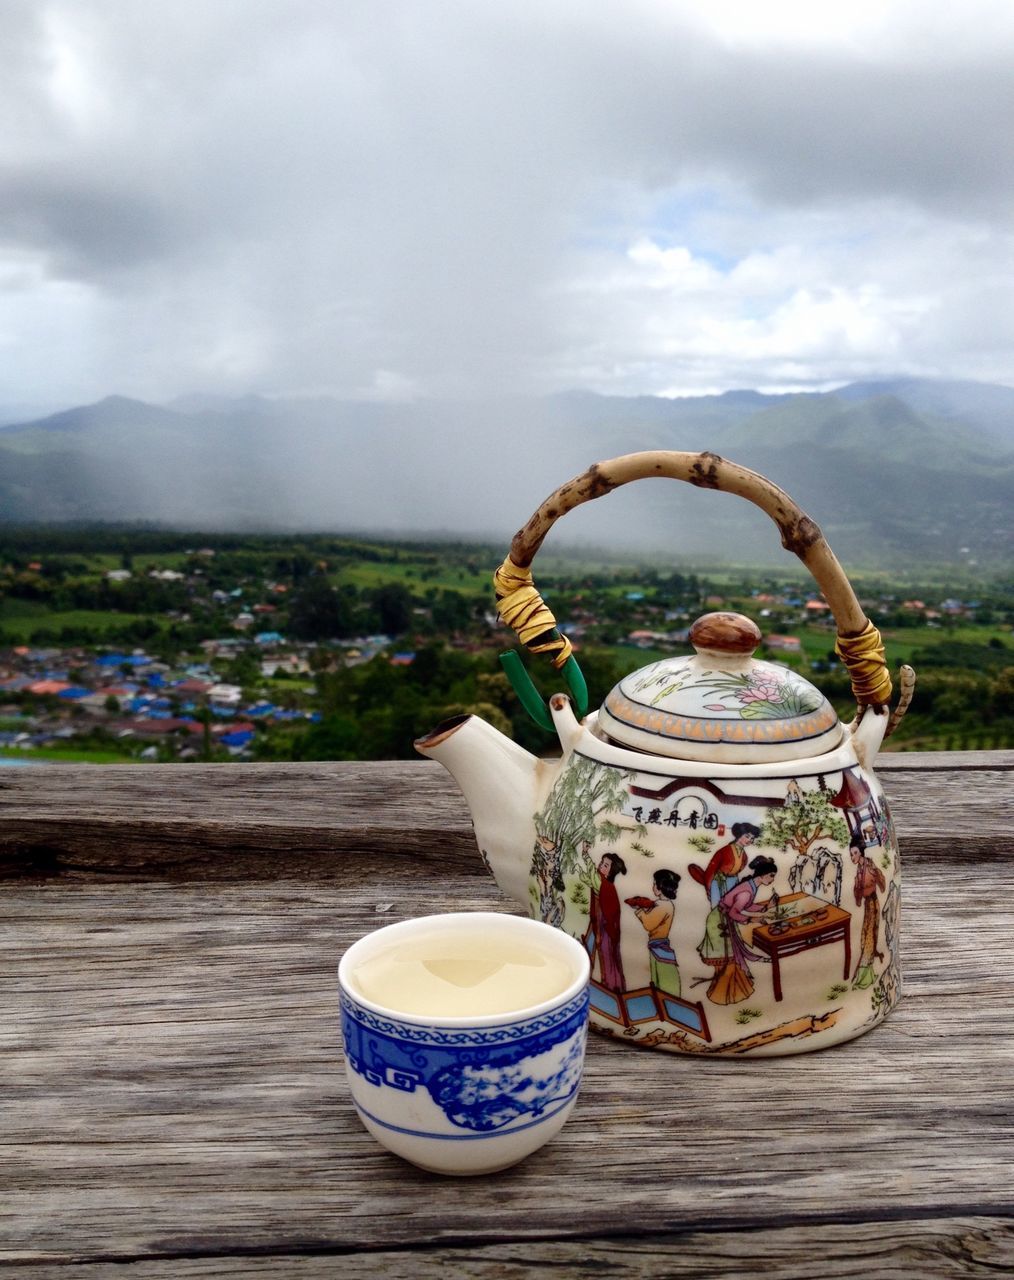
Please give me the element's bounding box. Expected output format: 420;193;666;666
338;912;590;1175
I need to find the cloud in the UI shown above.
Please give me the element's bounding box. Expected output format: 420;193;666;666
555;196;1014;392
0;0;1012;409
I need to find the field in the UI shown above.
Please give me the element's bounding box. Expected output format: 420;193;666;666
0;597;149;641
0;527;1010;760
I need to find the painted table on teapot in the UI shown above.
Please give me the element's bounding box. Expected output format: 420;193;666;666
751;892;852;1001
0;752;1012;1277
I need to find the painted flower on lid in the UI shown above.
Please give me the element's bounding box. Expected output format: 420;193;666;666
598;612;841;763
698;668;825;720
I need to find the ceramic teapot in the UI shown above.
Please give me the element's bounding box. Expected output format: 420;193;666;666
416;451;915;1056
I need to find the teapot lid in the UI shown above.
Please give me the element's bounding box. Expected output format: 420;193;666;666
598;612;842;764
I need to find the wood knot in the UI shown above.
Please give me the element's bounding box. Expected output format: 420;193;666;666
690;452;723;488
581;462;618;499
778;514;822;556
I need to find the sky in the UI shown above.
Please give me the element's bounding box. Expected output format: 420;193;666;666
2;0;1014;416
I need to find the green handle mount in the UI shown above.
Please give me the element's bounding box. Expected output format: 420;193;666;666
499;651;589;733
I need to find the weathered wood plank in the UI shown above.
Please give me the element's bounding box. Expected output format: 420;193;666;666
2;847;1012;1266
0;761;480;879
875;748;1014;771
0;751;1011;879
6;1217;1013;1277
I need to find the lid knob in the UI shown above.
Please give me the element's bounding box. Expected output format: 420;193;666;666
689;612;762;656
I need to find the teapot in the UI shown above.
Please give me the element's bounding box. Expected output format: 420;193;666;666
416;452;915;1056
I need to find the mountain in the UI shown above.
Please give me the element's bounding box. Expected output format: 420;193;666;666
834;378;1014;450
0;379;1011;566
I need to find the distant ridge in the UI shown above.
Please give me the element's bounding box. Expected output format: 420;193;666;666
0;378;1010;565
6;395;182;435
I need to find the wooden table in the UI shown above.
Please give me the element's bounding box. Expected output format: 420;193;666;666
2;750;1013;1277
751;892;852;1000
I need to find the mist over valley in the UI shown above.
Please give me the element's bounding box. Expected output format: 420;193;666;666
1;377;1011;569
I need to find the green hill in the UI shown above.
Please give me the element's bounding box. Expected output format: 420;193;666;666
0;378;1010;566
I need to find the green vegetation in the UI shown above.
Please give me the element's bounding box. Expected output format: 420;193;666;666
0;526;1010;763
0;746;138;764
0;600;150;641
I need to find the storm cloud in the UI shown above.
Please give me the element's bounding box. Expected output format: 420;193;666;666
1;0;1013;411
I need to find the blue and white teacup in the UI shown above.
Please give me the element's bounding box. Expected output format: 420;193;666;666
339;912;590;1175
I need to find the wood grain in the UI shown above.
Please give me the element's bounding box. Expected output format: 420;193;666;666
1;855;1014;1264
0;760;480;879
0;751;1011;880
1;752;1011;1273
9;1219;1014;1277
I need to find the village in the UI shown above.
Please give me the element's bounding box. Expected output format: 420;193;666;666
0;533;1009;762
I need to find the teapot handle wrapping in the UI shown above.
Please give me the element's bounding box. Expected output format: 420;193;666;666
494;450;915;737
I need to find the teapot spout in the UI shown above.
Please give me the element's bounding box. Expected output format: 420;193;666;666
415;714;542;910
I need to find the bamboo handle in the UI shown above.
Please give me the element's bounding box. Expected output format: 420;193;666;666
495;450;913;731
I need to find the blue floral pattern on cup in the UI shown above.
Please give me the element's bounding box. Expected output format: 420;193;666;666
340;988;589;1134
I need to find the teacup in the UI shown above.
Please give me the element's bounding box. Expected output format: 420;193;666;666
338;912;591;1175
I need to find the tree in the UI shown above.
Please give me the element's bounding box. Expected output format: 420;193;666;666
758;788;849;858
283;713;363;761
369;583;414;636
532;756;636;926
431;589;474;633
994;667;1014;716
288;576;354;640
226;650;261;689
195;702;214;763
405;645;443;689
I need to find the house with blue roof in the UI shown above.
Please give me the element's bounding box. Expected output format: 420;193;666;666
96;653;151;668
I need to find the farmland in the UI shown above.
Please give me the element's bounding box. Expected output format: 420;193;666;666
0;527;1010;763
